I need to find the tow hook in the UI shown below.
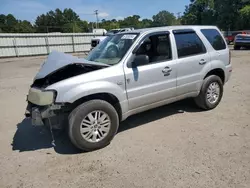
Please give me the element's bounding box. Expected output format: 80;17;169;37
48;116;56;147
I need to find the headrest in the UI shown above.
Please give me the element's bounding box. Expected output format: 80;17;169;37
157;42;169;55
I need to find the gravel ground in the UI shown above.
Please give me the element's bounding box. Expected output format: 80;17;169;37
0;50;250;188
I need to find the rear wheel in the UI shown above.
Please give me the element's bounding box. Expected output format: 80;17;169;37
194;75;223;110
68;100;119;151
234;45;241;50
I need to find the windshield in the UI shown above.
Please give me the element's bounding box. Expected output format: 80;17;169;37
86;33;139;65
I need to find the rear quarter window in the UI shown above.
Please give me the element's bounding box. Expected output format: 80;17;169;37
201;29;226;51
174;32;206;58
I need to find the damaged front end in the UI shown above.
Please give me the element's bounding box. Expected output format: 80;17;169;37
25;51;109;129
25;87;63;128
25;102;66;129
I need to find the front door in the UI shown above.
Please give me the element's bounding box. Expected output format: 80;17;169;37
123;32;177;111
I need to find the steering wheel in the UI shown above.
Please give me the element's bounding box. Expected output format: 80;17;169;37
106;44;119;58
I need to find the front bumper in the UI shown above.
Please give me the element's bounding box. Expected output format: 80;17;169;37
25;103;65;128
25;103;54;125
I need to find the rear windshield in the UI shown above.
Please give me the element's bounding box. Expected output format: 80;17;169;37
201;29;226;51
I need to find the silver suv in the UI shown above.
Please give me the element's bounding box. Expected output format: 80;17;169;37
26;26;232;151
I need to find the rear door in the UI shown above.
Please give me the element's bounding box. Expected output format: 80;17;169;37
173;29;210;96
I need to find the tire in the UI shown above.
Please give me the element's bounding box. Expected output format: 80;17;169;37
194;75;223;110
68;100;119;151
234;45;240;50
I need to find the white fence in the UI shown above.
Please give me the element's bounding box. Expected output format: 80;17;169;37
0;33;102;57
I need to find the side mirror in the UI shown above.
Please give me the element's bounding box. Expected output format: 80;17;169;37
128;55;149;68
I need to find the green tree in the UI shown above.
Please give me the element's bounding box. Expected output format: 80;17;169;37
152;11;176;26
181;0;215;25
63;8;80;22
119;15;141;28
239;5;250;29
99;19;120;30
35;8;86;33
62;23;81;32
141;19;153;28
62;20;88;32
35;14;49;32
0;14;6;32
6;14;18;32
181;0;250;30
77;20;89;32
15;20;35;33
0;14;30;33
214;0;243;30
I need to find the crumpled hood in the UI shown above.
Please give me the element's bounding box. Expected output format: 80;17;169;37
35;51;109;79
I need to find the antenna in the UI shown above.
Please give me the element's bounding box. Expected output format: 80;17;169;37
94;10;99;28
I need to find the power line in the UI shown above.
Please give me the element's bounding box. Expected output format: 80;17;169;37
79;13;95;15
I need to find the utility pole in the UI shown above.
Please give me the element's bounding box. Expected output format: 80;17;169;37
176;12;181;19
176;12;182;25
94;10;99;28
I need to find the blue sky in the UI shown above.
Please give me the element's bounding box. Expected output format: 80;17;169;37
0;0;190;23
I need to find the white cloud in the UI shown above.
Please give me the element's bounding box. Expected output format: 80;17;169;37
98;12;109;18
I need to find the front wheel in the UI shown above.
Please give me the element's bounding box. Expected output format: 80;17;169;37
194;75;223;110
68;100;119;151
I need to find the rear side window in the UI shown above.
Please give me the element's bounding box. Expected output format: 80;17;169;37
174;32;206;58
201;29;226;51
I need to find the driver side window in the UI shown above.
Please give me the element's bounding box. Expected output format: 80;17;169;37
136;33;172;65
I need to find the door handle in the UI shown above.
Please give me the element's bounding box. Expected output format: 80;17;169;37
162;67;172;75
199;59;207;65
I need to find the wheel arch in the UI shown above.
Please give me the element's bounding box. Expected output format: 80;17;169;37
204;68;225;84
69;93;122;121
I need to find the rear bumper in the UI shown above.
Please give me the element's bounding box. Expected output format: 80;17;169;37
234;41;250;46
